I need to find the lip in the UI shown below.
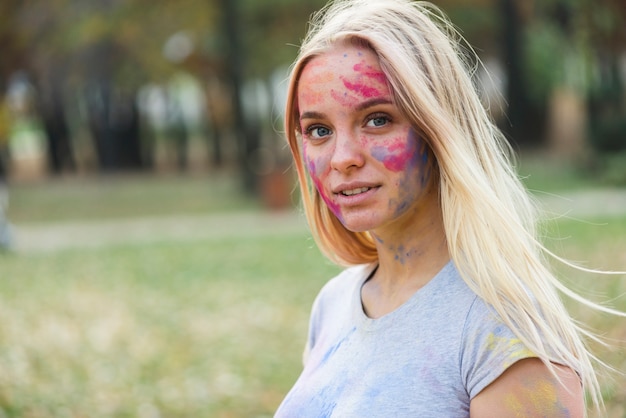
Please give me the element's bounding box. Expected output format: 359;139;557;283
332;182;380;204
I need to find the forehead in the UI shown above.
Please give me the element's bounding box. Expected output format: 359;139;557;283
297;44;389;107
299;44;384;84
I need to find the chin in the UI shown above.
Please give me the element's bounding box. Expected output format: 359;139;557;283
338;216;381;234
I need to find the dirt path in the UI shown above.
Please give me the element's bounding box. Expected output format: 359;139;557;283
11;210;308;253
9;188;626;254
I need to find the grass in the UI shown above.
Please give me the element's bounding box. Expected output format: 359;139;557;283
1;234;341;417
517;150;626;192
544;216;626;418
1;154;625;417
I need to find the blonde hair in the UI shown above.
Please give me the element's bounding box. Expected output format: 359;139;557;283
284;0;625;414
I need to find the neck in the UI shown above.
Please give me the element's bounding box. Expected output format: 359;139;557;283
373;214;448;287
363;193;449;318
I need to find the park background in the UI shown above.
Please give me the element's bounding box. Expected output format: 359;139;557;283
0;0;625;416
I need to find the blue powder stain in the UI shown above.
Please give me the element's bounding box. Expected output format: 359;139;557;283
320;326;356;365
371;146;388;164
393;199;410;217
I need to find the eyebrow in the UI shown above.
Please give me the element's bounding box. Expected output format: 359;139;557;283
355;97;393;112
299;111;325;121
299;97;393;121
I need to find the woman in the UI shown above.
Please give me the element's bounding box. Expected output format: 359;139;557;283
276;0;622;416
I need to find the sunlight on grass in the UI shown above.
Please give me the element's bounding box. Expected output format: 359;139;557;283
0;233;340;417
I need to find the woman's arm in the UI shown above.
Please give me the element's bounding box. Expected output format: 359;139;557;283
470;358;584;418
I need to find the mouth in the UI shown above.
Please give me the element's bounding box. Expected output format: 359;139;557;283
340;187;372;196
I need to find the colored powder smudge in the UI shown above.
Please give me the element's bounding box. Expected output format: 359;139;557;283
529;380;560;412
320;326;356;365
342;79;381;99
353;63;387;85
330;89;357;107
485;332;535;369
503;393;526;418
504;377;570;417
306;157;343;222
371;140;415;172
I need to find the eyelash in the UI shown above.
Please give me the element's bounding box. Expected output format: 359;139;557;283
303;124;331;140
366;113;392;127
302;112;392;140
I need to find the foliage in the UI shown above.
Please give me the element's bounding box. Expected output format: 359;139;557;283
522;21;570;105
1;0;328;89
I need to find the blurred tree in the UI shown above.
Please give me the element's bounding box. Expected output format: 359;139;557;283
1;0;329;181
6;0;620;179
238;0;327;79
0;1;26;92
521;0;626;153
3;0;220;173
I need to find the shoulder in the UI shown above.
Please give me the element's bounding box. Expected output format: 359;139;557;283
459;292;537;399
313;263;375;309
303;264;374;364
470;358;583;417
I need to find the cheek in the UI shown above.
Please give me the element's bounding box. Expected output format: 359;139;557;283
303;146;343;218
370;130;429;175
371;136;418;173
303;146;331;181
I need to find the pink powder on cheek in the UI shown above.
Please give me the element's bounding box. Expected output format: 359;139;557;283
371;138;417;172
311;175;342;220
304;151;343;220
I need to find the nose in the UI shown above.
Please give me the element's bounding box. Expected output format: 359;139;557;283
330;130;365;172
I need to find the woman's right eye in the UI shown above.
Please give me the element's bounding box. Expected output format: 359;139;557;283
305;125;332;140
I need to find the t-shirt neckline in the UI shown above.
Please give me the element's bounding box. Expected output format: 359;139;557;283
353;260;454;331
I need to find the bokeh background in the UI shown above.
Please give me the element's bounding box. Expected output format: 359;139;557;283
0;0;625;417
0;0;625;184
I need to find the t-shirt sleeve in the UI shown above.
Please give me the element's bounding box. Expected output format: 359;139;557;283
460;297;537;399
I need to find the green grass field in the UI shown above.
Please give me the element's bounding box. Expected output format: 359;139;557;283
1;161;625;417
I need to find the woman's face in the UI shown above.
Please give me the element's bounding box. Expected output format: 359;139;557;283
297;44;432;233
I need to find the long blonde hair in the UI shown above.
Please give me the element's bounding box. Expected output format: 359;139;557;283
285;0;622;414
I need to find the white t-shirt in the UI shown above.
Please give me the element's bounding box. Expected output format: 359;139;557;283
275;261;535;417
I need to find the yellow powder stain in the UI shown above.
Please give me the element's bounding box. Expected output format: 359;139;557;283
503;393;526;418
486;333;536;368
529;379;560;412
504;377;567;416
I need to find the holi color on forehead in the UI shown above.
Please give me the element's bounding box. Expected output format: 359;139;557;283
353;62;388;85
342;79;381;99
298;61;335;106
341;59;388;99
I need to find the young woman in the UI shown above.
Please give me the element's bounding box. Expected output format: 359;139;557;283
275;0;624;416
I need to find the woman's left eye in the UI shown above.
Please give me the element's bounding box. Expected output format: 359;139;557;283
366;115;390;128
